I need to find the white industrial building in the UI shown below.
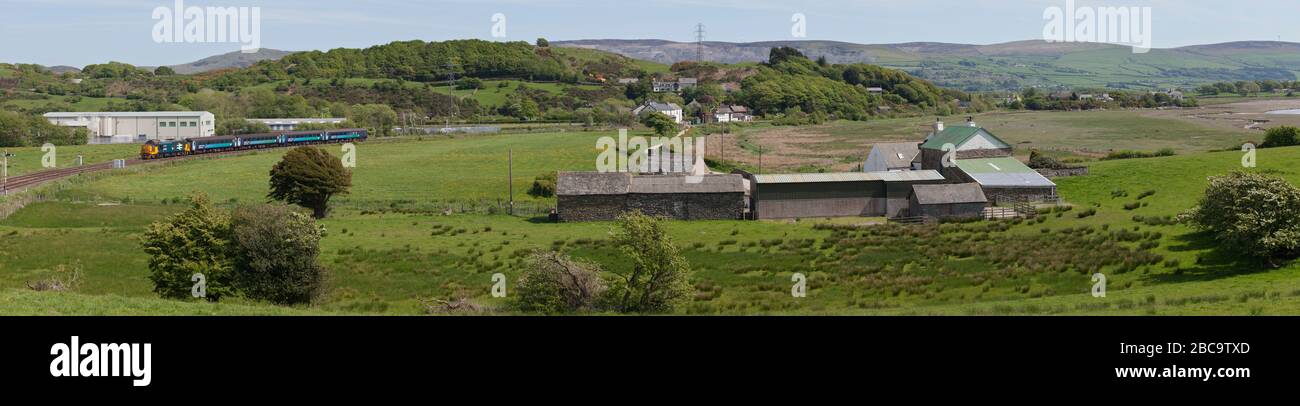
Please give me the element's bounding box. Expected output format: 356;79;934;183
44;111;215;144
246;118;347;131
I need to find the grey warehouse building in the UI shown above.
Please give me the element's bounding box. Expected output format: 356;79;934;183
741;170;946;219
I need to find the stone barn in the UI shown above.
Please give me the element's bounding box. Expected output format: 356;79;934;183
556;172;747;222
908;183;989;220
743;171;945;219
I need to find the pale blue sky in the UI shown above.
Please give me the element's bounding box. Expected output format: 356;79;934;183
1;0;1297;67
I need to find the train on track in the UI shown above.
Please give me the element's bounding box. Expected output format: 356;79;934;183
140;128;368;160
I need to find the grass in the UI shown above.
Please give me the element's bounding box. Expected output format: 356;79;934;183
0;143;139;177
4;122;1300;315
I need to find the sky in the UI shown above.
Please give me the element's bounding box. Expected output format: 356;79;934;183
1;0;1298;67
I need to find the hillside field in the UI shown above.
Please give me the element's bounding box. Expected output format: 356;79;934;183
3;122;1300;315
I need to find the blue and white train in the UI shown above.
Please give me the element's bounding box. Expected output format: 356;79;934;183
140;128;368;159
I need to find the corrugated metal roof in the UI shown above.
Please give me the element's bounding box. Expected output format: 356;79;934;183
954;157;1056;187
753;170;943;184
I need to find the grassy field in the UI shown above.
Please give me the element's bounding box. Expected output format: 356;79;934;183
3;122;1299;315
1;143;139;177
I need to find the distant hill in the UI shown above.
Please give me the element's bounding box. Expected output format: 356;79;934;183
555;39;1300;91
167;48;294;74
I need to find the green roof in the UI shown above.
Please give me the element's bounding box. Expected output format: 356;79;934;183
954;157;1036;174
920;126;1009;150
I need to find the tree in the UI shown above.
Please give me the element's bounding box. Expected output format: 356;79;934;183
512;251;607;314
1180;172;1300;265
348;103;398;136
230;204;327;304
535;38;550;48
608;211;692;313
268;147;352;218
217;118;270;135
639;111;677;137
1262;126;1300;148
154;66;176;76
141;193;236;302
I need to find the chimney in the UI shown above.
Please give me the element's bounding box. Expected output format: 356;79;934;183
966;116;977;127
934;119;944;133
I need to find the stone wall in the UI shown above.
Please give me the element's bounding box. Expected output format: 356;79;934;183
558;192;745;222
1035;167;1089;178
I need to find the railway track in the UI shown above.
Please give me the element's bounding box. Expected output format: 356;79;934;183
1;149;264;196
1;138;367;196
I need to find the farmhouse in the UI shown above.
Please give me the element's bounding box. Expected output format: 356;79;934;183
741;170;945;219
863;142;920;172
908;183;988;220
556;172;747;222
917;119;1057;202
632;101;684;123
713;105;752;123
44;111;215;144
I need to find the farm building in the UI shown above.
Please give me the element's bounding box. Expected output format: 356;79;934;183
915;119;1056;202
556;172;747;222
863;142;920;172
908;183;988;220
742;171;945;219
951;157;1057;202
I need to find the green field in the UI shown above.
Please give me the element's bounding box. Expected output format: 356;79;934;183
1;123;1298;315
1;143;139;177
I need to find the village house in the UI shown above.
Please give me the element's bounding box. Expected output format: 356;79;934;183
632;101;684;123
652;77;699;93
556;172;748;222
863;142;920;172
713;105;752;123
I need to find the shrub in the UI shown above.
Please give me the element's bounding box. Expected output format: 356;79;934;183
527;172;557;198
1137;190;1156;200
230;204;327;305
512;251;607;314
1101;148;1176;161
1180;171;1300;263
141;193;236;302
1076;208;1097;218
1261;126;1300;148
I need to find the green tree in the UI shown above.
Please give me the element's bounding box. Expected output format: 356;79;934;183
536;38;550;48
268;147;352;218
230;204;327;304
348;103;399;136
154;66;176;76
639;111;677;137
512;251;607;314
1180;172;1300;265
607;211;692;313
141;193;236;302
217;118;271;135
1262;126;1300;148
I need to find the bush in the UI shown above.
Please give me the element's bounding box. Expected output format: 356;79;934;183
1101;148;1176;161
512;251;607;314
1262;126;1300;148
230;204;327;305
527;172;557;198
141;193;236;302
1180;171;1300;263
